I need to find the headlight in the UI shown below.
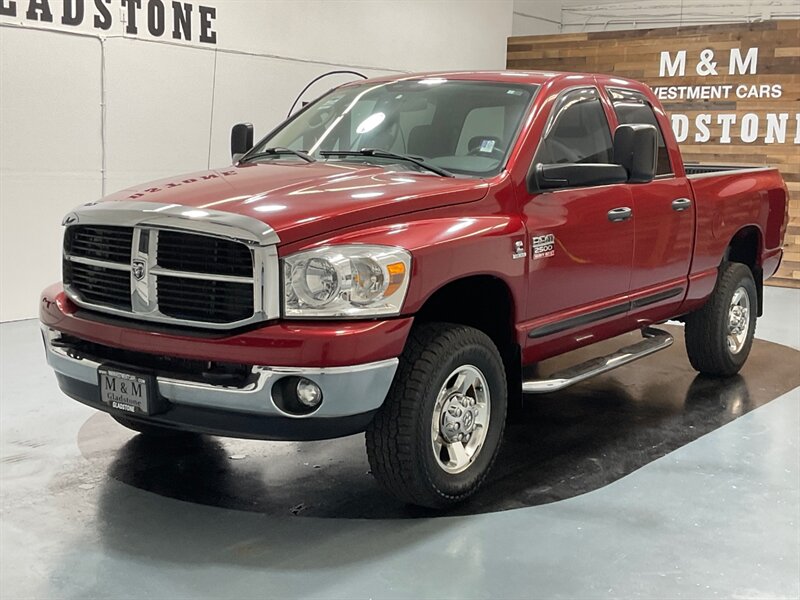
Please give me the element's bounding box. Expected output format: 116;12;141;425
283;245;411;318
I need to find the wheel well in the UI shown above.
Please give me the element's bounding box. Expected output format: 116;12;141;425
724;226;763;316
415;276;522;409
417;276;516;350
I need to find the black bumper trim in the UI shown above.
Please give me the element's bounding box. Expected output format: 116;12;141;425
56;373;376;441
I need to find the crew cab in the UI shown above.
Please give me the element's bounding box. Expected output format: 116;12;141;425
40;71;789;508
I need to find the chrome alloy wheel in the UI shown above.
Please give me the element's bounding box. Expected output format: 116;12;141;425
727;286;751;354
431;365;491;475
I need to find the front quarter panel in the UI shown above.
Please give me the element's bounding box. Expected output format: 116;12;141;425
295;214;528;320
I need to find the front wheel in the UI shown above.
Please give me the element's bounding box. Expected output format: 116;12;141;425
684;262;758;376
366;323;507;509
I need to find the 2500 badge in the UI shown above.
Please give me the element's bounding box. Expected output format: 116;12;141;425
532;234;555;260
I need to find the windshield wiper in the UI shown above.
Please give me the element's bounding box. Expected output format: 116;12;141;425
241;147;316;163
319;148;454;177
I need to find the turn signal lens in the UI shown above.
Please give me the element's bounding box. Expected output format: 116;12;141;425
385;262;406;297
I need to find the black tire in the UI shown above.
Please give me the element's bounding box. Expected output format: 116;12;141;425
112;415;198;438
684;262;758;377
365;323;507;509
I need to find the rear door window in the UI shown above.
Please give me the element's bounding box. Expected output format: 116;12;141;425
608;88;672;176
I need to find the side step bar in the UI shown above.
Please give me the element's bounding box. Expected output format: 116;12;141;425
522;327;674;394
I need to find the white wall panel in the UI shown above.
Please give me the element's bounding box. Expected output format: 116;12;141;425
102;39;216;193
212;0;513;72
513;0;563;35
0;27;102;321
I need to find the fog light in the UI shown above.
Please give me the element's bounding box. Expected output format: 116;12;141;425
296;378;323;407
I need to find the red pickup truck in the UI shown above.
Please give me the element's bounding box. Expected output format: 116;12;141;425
40;71;788;508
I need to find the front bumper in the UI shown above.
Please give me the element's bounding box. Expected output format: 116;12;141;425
40;282;413;367
42;326;398;440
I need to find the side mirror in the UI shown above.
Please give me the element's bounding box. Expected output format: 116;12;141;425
613;124;657;183
533;163;628;190
231;123;254;163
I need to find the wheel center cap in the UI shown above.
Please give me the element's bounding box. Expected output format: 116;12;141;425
729;306;747;334
440;394;478;443
462;410;474;429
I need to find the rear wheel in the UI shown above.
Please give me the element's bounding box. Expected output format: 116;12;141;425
685;262;757;376
366;323;507;508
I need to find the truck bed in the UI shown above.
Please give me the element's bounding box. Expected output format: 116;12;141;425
684;164;772;177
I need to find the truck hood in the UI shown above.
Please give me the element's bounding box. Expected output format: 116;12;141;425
105;162;490;245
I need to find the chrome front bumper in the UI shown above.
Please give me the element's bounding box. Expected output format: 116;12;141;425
42;327;398;420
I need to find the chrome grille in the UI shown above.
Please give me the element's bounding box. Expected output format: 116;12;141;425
62;207;279;330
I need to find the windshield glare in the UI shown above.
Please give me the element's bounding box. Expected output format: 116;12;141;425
252;80;538;177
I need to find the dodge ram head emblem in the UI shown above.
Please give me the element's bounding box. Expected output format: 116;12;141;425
132;259;147;281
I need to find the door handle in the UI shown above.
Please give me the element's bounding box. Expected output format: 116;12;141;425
672;198;692;212
607;207;633;222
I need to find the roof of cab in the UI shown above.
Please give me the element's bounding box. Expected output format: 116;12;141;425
341;70;645;90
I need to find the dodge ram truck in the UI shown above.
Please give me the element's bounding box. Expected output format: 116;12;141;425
40;71;789;508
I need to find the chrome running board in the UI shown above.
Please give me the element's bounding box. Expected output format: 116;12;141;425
522;327;674;394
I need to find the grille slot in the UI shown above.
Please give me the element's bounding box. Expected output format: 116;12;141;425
65;226;133;264
157;276;254;323
64;260;132;310
157;230;253;277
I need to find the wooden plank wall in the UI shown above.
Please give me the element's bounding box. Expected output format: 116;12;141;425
507;20;800;287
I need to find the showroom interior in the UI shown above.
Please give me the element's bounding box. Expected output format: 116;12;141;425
1;0;799;598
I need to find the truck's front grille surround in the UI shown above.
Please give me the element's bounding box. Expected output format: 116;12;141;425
63;221;278;330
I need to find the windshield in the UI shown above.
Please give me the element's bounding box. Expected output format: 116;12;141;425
249;79;539;177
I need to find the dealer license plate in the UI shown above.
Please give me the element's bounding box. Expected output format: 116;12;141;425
98;367;151;415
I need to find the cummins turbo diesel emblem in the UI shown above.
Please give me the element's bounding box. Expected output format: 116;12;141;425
532;234;555;260
132;259;146;281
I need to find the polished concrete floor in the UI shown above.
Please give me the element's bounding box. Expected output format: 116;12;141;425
1;287;799;599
